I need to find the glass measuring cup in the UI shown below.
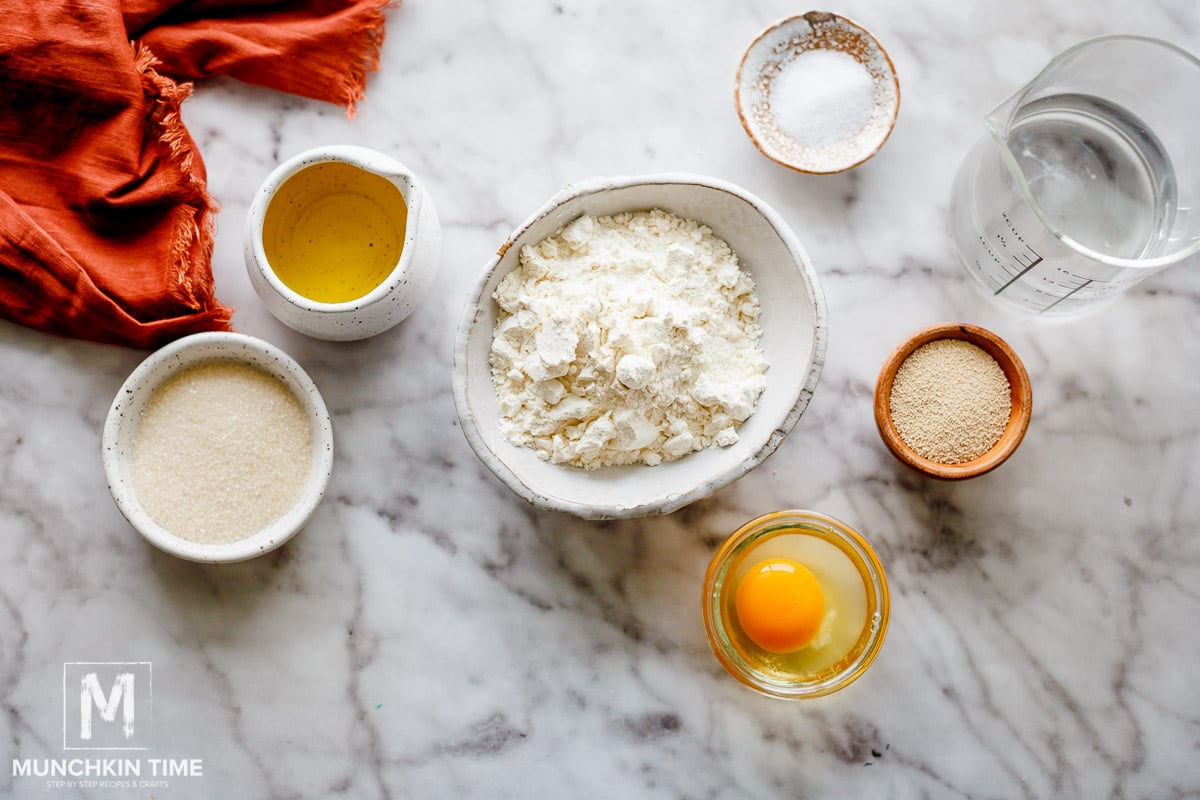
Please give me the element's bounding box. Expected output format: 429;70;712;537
950;36;1200;315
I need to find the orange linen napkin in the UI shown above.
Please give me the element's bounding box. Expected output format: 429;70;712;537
0;0;391;349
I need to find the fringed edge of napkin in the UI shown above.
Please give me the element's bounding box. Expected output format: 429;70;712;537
342;0;396;117
133;44;232;333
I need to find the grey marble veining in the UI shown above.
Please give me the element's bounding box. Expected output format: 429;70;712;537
2;1;1200;798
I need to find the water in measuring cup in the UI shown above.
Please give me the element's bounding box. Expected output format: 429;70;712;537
1008;93;1177;260
954;92;1180;313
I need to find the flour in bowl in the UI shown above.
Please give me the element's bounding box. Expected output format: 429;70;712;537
489;208;768;469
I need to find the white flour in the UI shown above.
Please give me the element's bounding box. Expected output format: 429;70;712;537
489;209;768;469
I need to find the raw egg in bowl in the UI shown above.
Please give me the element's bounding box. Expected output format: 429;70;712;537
703;509;889;699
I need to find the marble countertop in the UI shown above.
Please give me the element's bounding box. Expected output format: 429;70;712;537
4;1;1200;797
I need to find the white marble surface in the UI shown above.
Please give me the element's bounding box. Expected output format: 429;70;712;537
3;1;1200;797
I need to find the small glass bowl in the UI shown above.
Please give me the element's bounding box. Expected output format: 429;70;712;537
702;510;889;699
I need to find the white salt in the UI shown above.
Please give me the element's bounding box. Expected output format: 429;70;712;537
770;49;875;147
131;361;312;545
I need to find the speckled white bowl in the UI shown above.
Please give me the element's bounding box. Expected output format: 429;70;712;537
736;11;900;174
452;174;828;520
102;332;334;563
244;145;441;341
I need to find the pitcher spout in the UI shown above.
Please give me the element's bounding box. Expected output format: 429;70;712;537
983;87;1025;145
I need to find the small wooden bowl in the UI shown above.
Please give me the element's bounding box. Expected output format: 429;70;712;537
874;323;1032;480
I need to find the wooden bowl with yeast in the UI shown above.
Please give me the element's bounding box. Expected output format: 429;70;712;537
873;322;1032;480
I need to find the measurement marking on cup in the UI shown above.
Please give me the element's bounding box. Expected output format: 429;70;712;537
994;250;1044;294
978;235;1005;271
1002;213;1030;246
1042;278;1093;311
990;213;1045;295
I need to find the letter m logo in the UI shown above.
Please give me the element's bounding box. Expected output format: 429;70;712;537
81;672;135;740
63;662;152;750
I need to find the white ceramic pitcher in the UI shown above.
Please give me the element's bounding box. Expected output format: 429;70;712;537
244;145;441;340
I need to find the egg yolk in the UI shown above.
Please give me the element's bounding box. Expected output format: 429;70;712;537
734;558;826;654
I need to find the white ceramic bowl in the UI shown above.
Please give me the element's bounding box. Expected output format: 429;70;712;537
452;174;828;519
736;11;900;174
244;145;441;341
102;332;334;563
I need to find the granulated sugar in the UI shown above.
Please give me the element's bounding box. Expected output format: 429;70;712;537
131;361;312;544
771;48;875;147
889;339;1011;464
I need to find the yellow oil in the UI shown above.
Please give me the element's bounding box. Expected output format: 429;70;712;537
263;161;407;304
722;531;869;681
